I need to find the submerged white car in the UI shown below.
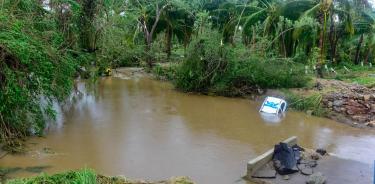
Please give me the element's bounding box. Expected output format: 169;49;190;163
259;96;287;115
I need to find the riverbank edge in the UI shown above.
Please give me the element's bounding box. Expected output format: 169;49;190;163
116;66;375;130
4;168;195;184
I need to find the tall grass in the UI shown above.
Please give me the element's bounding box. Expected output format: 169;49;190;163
285;92;326;116
7;168;97;184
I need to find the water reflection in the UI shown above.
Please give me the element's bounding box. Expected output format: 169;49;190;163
259;112;285;124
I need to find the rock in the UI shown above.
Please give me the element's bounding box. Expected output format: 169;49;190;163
333;106;342;112
300;166;314;175
333;100;345;106
370;94;375;100
168;177;195;184
306;172;326;184
311;152;321;160
306;110;313;116
347;99;363;107
371;104;375;112
351;115;368;123
327;101;333;108
315;82;323;91
346;106;367;115
316;149;327;156
363;95;371;101
365;121;375;127
283;175;290;180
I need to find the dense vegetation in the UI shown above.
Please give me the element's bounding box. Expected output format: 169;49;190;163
6;168;193;184
7;169;96;184
1;0;375;147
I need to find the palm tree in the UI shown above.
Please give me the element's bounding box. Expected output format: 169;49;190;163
351;9;375;64
158;3;195;58
241;0;317;56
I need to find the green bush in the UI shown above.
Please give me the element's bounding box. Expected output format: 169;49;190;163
152;64;178;81
175;31;231;92
173;31;311;95
7;168;96;184
226;58;309;89
0;1;78;146
285;92;326;116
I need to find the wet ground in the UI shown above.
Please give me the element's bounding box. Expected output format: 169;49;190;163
1;76;375;184
250;153;373;184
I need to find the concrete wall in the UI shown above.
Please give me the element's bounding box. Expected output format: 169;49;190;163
246;136;297;179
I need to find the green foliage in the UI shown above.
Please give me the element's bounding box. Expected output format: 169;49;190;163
225;58;310;88
95;0;145;68
333;65;375;87
152;64;178;80
173;31;311;95
7;168;97;184
2;0;375;146
0;0;78;145
285;92;326;116
175;31;230;92
351;76;375;87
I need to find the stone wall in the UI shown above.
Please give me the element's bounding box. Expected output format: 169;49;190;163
323;89;375;127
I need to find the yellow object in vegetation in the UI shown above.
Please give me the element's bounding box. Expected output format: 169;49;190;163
105;68;112;76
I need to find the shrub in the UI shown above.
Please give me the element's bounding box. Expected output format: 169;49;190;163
175;31;230;92
285;92;326;116
226;58;310;89
174;31;311;95
7;168;97;184
0;1;78;147
152;64;178;81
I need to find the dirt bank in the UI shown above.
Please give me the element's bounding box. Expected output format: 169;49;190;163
318;79;375;128
113;67;150;79
284;78;375;129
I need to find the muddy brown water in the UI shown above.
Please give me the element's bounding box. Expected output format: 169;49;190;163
1;77;375;184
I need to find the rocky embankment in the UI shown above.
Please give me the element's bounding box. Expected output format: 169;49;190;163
318;79;375;128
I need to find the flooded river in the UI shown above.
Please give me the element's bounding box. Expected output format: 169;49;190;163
1;77;375;184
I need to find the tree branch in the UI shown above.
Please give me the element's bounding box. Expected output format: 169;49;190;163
150;3;168;37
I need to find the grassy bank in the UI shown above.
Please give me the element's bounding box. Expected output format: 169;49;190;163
7;169;96;184
6;169;194;184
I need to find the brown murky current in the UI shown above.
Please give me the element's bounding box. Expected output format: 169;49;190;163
1;77;375;184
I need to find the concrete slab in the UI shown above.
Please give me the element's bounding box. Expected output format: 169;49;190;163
249;156;373;184
247;136;297;178
246;136;373;184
